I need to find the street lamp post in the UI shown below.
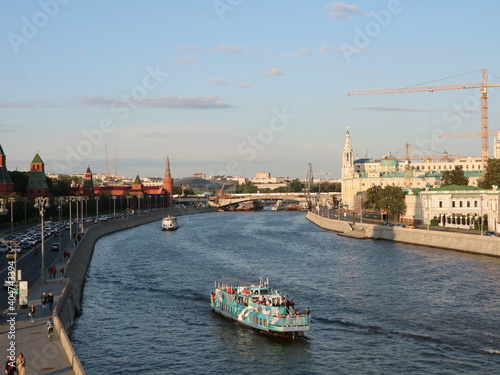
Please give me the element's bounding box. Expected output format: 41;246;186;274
480;194;484;236
112;196;117;217
8;197;15;235
95;195;100;218
34;197;50;284
66;196;76;246
22;197;27;226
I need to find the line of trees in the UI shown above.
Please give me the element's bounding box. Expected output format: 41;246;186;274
362;185;407;222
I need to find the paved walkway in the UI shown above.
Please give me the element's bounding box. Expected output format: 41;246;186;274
1;253;76;374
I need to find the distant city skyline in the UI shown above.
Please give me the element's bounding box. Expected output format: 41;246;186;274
1;1;500;180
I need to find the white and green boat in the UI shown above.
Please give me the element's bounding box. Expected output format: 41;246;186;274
210;277;311;338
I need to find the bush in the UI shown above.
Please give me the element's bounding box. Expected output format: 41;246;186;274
430;219;439;227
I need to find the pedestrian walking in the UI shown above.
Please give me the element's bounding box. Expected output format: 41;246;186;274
47;293;54;310
5;359;16;375
29;304;36;322
51;266;57;279
34;245;38;255
60;266;65;278
16;353;26;375
41;292;48;310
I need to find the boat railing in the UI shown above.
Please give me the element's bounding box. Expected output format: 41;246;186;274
268;315;310;327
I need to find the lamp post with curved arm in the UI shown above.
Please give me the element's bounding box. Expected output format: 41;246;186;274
8;197;15;235
34;197;50;284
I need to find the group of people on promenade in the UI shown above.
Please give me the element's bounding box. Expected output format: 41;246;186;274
5;353;26;375
48;265;65;279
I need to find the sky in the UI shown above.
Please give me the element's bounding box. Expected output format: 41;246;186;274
1;0;500;180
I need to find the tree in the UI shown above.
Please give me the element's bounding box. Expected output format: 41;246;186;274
48;176;71;196
363;185;383;212
237;181;258;193
379;186;406;221
288;179;304;193
440;166;469;186
9;171;29;194
478;158;500;189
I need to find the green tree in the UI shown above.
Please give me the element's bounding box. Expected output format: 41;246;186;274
9;171;29;194
440;166;469;186
379;186;406;221
237;181;258;193
288;179;304;193
363;185;383;212
48;176;71;196
478;158;500;189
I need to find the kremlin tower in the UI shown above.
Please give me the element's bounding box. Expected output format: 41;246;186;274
162;157;174;206
0;144;14;195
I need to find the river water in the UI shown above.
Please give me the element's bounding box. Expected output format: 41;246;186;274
71;211;500;374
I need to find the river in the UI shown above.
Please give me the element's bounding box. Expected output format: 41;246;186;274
71;210;500;374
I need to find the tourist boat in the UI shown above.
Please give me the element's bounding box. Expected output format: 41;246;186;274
210;277;311;338
161;216;179;231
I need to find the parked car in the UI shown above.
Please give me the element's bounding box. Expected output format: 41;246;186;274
50;243;60;251
393;224;404;228
405;225;415;229
5;251;17;260
485;231;497;237
10;245;21;253
0;244;9;253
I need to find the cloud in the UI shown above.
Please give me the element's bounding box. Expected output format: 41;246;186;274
0;124;16;132
142;131;172;138
354;106;457;113
236;82;251;88
0;95;233;110
175;56;201;65
267;67;284;76
177;45;201;51
295;48;312;57
326;2;361;21
216;44;244;53
211;78;230;85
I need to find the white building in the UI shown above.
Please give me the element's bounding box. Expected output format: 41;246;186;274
341;130;490;209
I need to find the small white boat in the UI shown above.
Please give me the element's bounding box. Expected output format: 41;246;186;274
161;216;179;231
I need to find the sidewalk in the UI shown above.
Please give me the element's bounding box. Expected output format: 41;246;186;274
2;255;76;374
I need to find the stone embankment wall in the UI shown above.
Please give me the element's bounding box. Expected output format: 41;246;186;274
54;207;213;374
306;211;500;257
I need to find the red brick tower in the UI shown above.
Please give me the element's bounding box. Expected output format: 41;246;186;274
0;144;14;195
162;157;174;206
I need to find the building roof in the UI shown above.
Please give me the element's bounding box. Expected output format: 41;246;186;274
430;184;480;191
133;175;142;185
31;153;44;164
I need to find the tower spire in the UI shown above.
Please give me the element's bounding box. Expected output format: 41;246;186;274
342;127;354;178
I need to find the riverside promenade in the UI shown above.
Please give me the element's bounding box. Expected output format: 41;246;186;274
2;254;77;375
2;206;214;374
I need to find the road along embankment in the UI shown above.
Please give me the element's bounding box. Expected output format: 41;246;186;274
54;207;213;373
306;211;500;258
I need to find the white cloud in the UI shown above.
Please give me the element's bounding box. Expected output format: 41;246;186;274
175;56;201;65
211;78;230;85
295;48;312;57
177;45;201;51
267;67;284;76
236;82;251;88
216;44;244;53
0;95;233;109
326;2;361;21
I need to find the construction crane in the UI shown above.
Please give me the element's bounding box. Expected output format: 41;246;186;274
348;68;500;169
105;144;110;183
438;130;499;138
383;144;459;188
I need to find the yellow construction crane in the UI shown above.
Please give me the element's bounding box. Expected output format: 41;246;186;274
348;68;500;169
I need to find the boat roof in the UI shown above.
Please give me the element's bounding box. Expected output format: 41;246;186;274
215;277;261;288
